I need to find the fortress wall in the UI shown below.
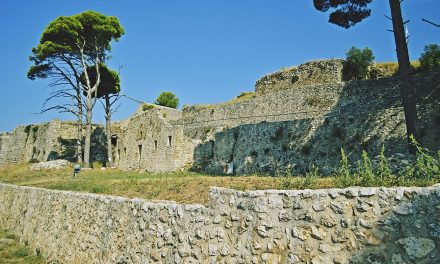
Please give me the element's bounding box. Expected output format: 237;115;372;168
179;77;401;136
1;183;439;263
0;121;107;166
193;108;410;175
186;70;440;175
255;59;344;95
115;107;194;172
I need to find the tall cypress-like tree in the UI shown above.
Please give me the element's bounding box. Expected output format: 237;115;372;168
313;0;419;154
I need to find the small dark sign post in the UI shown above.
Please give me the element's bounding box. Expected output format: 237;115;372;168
73;164;81;177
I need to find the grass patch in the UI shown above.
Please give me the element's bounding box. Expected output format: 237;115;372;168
0;140;439;205
0;229;44;263
226;91;256;104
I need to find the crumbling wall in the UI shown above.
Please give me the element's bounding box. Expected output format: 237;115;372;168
115;105;194;172
1;183;439;263
0;120;107;166
255;59;344;95
190;71;440;175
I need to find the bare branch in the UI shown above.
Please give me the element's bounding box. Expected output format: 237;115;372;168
422;18;440;28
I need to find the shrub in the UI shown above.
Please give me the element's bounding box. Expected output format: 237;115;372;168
343;47;375;81
142;104;155;111
24;125;32;134
419;44;440;70
155;91;179;108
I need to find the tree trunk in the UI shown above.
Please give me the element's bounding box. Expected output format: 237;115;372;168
389;0;419;155
105;95;114;167
83;96;93;168
76;87;83;164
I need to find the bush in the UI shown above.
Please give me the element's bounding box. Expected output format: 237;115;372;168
155;91;179;109
420;44;440;70
142;104;155;111
343;47;375;81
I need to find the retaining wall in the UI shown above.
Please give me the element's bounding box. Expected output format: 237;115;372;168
1;183;439;263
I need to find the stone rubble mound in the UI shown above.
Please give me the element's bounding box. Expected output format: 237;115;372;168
30;159;72;170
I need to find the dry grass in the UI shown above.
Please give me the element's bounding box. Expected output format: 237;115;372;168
225;91;257;105
0;163;335;205
374;61;421;77
0;229;44;264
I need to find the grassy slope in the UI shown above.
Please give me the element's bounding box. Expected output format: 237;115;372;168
0;229;43;264
0;164;336;205
1;159;438;205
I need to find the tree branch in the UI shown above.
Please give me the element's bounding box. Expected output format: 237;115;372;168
422;18;440;28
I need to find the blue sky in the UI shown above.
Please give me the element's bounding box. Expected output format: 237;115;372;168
0;0;438;132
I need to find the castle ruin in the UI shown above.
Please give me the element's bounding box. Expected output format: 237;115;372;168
1;59;439;174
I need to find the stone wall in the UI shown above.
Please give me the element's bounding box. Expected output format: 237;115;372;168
114;105;194;172
255;59;344;95
1;62;438;174
189;72;440;175
0;120;107;166
1;183;439;263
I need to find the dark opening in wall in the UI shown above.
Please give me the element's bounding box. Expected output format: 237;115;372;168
111;136;118;147
168;136;172;147
118;149;121;160
138;145;143;162
124;147;127;156
154;140;158;150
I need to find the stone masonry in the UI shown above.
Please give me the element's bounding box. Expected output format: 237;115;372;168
0;120;107;166
1;60;439;174
1;183;439;263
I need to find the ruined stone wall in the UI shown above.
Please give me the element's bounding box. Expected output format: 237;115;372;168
0;120;107;166
1;183;439;263
115;105;194;172
179;77;401;134
188;71;440;175
255;59;344;95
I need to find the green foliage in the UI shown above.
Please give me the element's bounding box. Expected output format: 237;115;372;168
411;135;440;179
313;0;373;29
142;104;155;111
358;151;374;186
24;125;32;134
336;148;352;187
28;10;124;82
343;47;375;80
301;165;319;189
13;248;29;258
155;91;179;109
419;44;440;70
80;64;120;98
30;11;124;63
376;145;392;182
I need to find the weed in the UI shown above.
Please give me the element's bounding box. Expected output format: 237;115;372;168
301;165;319;189
376;145;392;183
336;148;352;188
357;150;375;186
